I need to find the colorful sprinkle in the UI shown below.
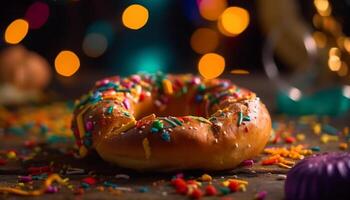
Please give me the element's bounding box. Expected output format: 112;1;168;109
237;112;243;126
142;138;151;159
161;131;171;142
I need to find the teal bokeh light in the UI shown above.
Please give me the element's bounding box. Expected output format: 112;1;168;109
125;47;169;75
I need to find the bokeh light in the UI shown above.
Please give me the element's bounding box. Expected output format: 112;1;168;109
198;0;227;21
218;7;249;37
122;4;149;30
24;2;50;29
4;19;29;44
328;55;341;71
87;21;114;43
337;62;348;77
82;33;108;58
130;47;167;74
190;28;219;54
54;50;80;77
198;53;225;79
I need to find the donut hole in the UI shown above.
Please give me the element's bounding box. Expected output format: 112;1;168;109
133;93;209;120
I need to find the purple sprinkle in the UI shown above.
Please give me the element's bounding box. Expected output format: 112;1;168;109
123;99;130;110
45;186;59;193
255;191;267;200
241;159;254;167
98;79;110;86
85;121;93;131
19;176;32;183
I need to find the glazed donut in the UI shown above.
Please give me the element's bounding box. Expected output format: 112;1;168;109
71;73;271;171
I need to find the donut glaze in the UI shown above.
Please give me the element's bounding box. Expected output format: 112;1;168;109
71;73;271;171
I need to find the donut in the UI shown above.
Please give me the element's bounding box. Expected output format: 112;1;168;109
71;73;272;171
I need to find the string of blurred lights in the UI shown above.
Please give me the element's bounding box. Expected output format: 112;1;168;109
3;1;251;79
193;0;250;79
313;0;350;79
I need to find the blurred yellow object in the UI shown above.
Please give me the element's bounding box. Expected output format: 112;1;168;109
328;55;341;71
230;69;249;75
4;19;29;44
54;50;80;77
198;0;227;21
198;53;225;79
190;28;219;54
218;7;249;36
122;4;149;30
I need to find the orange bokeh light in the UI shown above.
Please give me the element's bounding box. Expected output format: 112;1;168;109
54;50;80;77
191;28;219;54
198;53;225;79
218;7;249;37
198;0;227;21
4;19;29;44
122;4;149;30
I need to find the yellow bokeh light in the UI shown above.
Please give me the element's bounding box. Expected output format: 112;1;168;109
314;0;331;16
190;28;219;54
55;50;80;77
198;53;225;79
328;55;341;71
329;47;340;57
218;7;249;36
122;4;149;30
4;19;29;44
199;0;227;21
230;69;249;75
344;38;350;53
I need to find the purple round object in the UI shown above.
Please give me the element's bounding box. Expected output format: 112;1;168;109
285;152;350;200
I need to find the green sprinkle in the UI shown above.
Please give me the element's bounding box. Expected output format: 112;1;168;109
197;84;206;92
152;120;164;130
107;106;114;115
123;111;132;118
310;146;321;152
181;86;188;94
171;117;183;126
219;187;231;195
243;116;251;121
163;118;178;127
237;111;243;126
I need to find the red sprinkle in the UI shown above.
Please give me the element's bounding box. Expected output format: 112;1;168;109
205;185;217;196
82;177;97;185
190;188;203;199
285;136;296;144
228;181;239;192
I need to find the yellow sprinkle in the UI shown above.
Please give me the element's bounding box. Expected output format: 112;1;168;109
79;146;88;157
296;133;305;141
162;79;173;95
113;120;136;135
18;183;25;187
238;184;246;192
222;180;230;187
339;143;348;150
7;151;17;159
227;179;248;185
230;69;250;75
278;162;292;169
321;134;338;144
344;127;349;136
142;138;151;159
200;174;212;182
313;123;321;135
